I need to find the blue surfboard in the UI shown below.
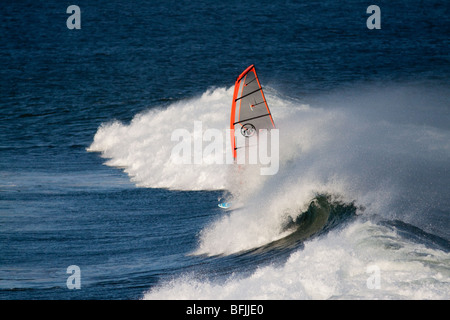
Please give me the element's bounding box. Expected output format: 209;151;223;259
218;202;232;209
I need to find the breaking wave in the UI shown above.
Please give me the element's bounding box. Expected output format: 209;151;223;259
89;83;450;299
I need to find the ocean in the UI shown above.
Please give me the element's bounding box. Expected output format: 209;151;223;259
1;0;449;301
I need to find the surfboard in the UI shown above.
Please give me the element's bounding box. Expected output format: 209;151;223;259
218;202;232;209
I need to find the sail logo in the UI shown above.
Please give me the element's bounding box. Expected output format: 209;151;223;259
170;121;279;175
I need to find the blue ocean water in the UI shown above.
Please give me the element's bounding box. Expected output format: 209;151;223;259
1;0;449;300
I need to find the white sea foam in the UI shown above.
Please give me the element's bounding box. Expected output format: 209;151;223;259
88;87;233;190
143;220;450;299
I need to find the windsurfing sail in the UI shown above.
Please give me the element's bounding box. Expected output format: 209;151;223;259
230;65;275;159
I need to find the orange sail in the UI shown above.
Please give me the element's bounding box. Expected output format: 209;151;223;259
230;65;275;158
